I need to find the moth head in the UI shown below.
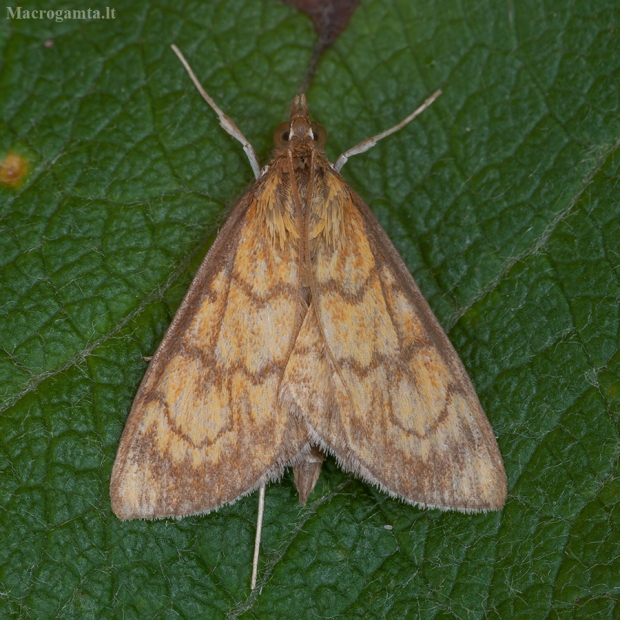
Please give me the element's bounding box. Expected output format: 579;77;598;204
273;94;327;149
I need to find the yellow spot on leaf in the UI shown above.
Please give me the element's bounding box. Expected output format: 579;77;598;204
0;152;29;188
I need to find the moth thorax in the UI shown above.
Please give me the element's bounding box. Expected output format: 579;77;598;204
293;144;312;170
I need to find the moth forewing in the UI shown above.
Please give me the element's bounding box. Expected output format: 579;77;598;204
279;167;507;512
109;172;310;520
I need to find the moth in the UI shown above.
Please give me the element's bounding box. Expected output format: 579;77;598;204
111;45;507;589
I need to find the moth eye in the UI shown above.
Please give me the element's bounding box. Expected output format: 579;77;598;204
311;122;327;148
274;122;290;148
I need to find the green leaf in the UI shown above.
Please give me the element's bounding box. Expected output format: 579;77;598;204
1;0;619;617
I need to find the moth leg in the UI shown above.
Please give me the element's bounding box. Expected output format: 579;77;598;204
171;44;261;180
251;484;266;591
333;89;442;172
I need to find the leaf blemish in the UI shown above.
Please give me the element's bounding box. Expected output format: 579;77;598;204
0;152;29;188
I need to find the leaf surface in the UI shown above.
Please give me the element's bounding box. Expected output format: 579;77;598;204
1;0;619;617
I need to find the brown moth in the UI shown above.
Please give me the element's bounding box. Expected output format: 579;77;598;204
110;45;507;589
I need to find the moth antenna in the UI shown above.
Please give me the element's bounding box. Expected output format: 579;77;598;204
334;89;442;172
251;483;266;590
171;44;261;180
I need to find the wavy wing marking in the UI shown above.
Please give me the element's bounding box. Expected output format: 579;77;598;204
111;186;307;519
282;172;506;511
